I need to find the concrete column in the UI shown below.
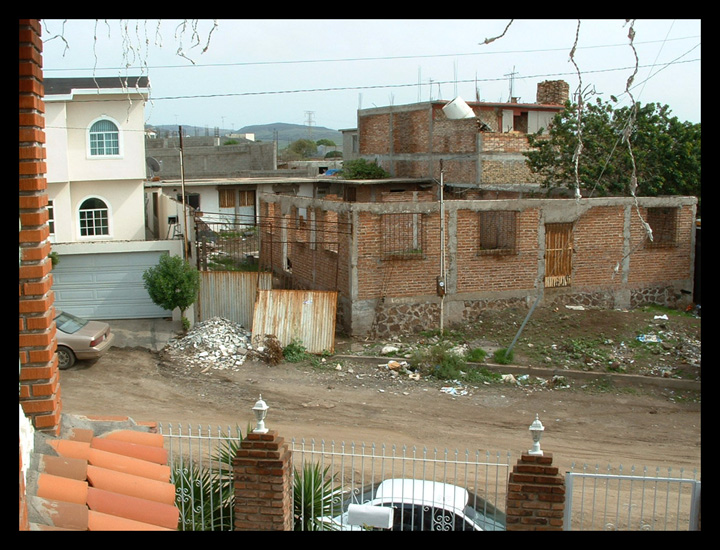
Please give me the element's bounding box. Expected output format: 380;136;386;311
233;430;293;531
506;452;565;531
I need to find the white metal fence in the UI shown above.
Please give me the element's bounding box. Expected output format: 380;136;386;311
290;439;510;531
564;464;701;531
157;423;700;532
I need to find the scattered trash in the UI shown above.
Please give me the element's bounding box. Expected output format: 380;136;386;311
637;334;662;343
565;305;585;311
440;383;468;396
654;314;669;320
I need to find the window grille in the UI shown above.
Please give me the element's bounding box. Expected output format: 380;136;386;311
382;213;424;259
478;211;517;255
646;207;678;248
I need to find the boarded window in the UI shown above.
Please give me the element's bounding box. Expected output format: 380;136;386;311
478;211;517;255
382;213;424;260
545;223;573;287
646;207;678;248
219;189;235;208
238;189;255;207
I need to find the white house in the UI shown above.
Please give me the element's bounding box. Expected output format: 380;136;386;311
44;76;182;320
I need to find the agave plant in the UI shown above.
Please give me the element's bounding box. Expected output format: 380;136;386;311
293;462;342;531
172;426;244;531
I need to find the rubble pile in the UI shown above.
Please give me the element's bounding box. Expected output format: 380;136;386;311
165;317;255;373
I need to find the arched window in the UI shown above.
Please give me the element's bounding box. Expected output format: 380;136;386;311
79;197;109;236
89;119;119;156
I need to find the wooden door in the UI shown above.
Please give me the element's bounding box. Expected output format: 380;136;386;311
545;223;573;287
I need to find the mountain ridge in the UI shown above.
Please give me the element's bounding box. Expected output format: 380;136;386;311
148;122;344;145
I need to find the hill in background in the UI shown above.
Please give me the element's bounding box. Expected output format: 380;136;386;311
149;122;344;147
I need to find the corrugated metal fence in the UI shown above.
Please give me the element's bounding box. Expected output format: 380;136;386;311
252;289;338;353
197;271;272;328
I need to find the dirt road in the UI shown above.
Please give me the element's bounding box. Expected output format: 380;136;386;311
58;334;701;478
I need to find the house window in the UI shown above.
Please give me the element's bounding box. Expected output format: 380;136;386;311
646;207;678;248
79;198;109;236
382;213;424;259
478;211;518;255
239;190;255;206
48;200;55;236
89;119;120;156
219;188;235;208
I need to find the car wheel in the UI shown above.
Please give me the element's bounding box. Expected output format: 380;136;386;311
57;346;76;369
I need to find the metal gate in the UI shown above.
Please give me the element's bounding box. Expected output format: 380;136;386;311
545;222;573;288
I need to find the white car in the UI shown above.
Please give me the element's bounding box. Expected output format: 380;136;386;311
329;478;505;531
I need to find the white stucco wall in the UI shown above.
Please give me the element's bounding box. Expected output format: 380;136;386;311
44;90;148;243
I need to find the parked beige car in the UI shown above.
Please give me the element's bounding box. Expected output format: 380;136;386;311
54;310;115;369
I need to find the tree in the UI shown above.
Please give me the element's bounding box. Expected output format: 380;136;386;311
339;158;390;179
287;139;318;159
525;98;701;199
142;253;200;329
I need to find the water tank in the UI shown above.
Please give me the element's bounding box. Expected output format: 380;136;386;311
442;96;475;120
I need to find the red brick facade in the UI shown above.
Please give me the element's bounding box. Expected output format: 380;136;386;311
19;19;61;433
260;189;697;337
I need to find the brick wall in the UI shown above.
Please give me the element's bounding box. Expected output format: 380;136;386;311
260;190;696;337
19;19;62;434
233;431;293;531
506;452;565;530
358;104;547;186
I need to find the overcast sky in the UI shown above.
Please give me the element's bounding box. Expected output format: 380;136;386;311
40;19;701;132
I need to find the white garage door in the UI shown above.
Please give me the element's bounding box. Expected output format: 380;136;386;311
52;251;173;320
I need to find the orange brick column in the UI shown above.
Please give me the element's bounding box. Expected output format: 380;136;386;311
233;430;293;531
506;452;565;531
19;19;61;434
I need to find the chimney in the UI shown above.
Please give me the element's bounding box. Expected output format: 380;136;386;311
536;80;569;105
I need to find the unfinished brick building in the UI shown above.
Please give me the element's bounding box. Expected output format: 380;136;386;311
258;81;697;337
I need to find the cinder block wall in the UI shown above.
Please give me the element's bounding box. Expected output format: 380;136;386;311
19;18;62;434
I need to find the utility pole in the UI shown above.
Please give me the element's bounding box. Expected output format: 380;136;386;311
305;111;315;141
178;125;189;260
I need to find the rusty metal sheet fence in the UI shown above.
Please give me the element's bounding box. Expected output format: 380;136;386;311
564;463;701;531
252;289;338;353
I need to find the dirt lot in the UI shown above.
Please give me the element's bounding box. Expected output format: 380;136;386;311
58;305;701;477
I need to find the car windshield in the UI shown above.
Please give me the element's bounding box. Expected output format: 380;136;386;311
55;311;88;334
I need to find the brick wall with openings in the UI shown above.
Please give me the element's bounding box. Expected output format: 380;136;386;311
19;19;61;434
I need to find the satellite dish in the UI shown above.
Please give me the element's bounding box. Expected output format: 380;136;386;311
146;157;162;174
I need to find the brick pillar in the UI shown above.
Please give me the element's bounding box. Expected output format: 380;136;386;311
19;19;61;434
233;430;293;531
506;452;565;531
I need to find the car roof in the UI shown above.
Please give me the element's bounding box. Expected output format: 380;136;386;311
372;479;469;511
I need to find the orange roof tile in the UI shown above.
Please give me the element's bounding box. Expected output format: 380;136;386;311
26;416;179;531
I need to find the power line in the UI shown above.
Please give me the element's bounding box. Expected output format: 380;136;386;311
43;36;700;73
146;59;699;102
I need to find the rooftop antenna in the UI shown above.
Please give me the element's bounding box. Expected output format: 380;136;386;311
504;66;519;101
454;59;458;97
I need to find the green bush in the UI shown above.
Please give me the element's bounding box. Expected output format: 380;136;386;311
410;343;467;380
283;339;309;362
493;348;514;364
466;347;487;362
